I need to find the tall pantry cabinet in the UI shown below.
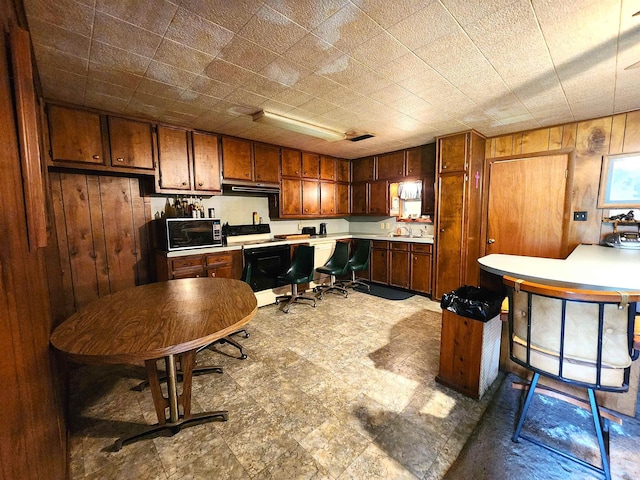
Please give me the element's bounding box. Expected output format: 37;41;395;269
433;131;486;299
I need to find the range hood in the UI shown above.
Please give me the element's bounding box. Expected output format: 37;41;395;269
222;180;280;196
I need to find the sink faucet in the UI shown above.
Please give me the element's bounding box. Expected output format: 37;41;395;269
397;225;413;237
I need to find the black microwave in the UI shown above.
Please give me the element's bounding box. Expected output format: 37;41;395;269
157;218;222;251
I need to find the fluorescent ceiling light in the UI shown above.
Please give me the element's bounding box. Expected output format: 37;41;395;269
253;110;345;142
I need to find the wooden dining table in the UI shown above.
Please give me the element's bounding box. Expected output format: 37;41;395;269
50;277;257;450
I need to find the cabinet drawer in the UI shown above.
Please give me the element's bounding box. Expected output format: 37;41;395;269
411;243;432;254
172;268;205;279
389;241;409;251
372;240;389;249
206;253;234;267
206;265;233;278
171;256;204;270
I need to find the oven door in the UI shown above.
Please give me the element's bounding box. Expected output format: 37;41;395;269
243;244;291;292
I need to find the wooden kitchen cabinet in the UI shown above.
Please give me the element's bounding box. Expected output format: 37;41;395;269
302;152;319;178
48;104;104;165
351;182;367;215
320;155;336;180
336;158;351;182
302;179;319;215
336;183;350;215
192;131;221;193
368;181;389;215
281;148;301;177
377;150;405;180
156;125;191;191
253;142;280;184
410;243;432;294
281;178;302;216
155;250;242;281
434;131;485;299
107;116;154;170
389;242;410;288
370;241;389;284
352;156;375;182
221;136;252;181
320;181;335;215
407;144;435;178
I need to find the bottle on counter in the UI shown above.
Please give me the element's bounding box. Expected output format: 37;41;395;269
253;211;258;225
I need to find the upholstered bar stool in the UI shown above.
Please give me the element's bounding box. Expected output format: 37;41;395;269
339;239;371;292
276;245;316;313
503;275;639;480
314;241;350;300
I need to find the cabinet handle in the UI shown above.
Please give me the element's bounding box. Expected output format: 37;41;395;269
195;274;200;278
245;173;250;177
198;181;204;187
487;238;495;244
211;272;216;277
182;181;188;186
116;157;124;162
92;155;100;160
443;164;447;169
440;228;445;232
257;174;261;179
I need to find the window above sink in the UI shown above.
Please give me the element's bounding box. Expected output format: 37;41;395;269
390;181;432;223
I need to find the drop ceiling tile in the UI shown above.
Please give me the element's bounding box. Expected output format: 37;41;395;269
312;2;382;53
93;11;163;58
188;75;237;99
85;77;134;101
95;0;179;35
376;53;430;83
218;36;280;73
264;0;348;30
351;0;435;28
28;18;90;60
223;88;268;110
315;83;359;105
33;44;88;77
368;83;413;106
23;0;94;37
293;74;342;96
90;40;151;76
261;57;313;87
259;98;297;114
344;72;394;96
463;1;539;50
136;78;186;99
176;90;223;110
441;0;522;26
268;88;315;107
159;109;201;127
164;7;234;56
88;62;141;90
202;59;256;85
297;97;338;116
180;0;265;33
315;55;372;87
282;33;345;72
237;5;308;54
126;95;168;118
349;31;409;69
413;32;479;68
83;91;130;113
153;39;215;75
145;61;198;89
387;2;460;51
242;74;289;97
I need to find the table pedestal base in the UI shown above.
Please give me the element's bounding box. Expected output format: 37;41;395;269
114;410;228;451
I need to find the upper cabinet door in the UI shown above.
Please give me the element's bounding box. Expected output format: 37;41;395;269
336;158;351;182
302;152;319;178
48;104;104;165
406;144;435;178
352;156;375;181
107;116;154;170
253;143;280;184
222;136;252;181
439;133;467;173
376;151;405;180
192;131;221;193
281;148;301;177
319;156;336;180
157;126;191;190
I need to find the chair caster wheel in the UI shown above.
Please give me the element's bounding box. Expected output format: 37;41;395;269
244;332;250;338
240;354;247;360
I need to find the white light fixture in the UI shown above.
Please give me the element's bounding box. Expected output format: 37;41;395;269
252;110;345;142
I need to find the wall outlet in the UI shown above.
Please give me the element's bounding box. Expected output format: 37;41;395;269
573;211;587;221
385;222;390;229
380;223;385;230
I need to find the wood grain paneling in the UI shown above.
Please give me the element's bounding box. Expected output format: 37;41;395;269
622;110;640;153
520;129;550;154
51;173;152;311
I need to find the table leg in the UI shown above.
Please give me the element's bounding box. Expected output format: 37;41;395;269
114;351;228;451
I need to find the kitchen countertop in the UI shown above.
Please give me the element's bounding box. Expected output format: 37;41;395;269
161;232;434;257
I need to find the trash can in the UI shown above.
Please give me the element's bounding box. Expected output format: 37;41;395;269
436;286;505;399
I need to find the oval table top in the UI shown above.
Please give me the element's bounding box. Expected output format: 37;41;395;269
50;278;258;364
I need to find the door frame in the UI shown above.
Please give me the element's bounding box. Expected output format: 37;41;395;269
480;148;575;259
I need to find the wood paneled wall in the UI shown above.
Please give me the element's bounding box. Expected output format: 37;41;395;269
49;173;153;321
486;110;640;250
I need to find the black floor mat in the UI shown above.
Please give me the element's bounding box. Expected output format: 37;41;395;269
356;283;414;300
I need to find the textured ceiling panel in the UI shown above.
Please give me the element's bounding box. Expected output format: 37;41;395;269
22;0;640;158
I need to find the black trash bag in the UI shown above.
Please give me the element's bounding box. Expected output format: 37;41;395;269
440;286;505;322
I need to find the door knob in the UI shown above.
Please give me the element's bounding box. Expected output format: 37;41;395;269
487;238;495;244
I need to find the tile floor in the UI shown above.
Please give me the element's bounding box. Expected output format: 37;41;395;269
67;290;499;480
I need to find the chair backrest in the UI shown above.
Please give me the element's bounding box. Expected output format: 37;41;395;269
503;275;639;392
290;244;315;282
325;241;350;274
348;239;371;270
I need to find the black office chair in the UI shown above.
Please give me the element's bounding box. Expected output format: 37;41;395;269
276;245;316;313
315;241;350;300
339;239;371;292
503;276;639;480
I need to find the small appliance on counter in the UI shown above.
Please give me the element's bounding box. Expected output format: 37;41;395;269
156;218;222;251
603;232;640;249
301;226;317;236
319;223;327;236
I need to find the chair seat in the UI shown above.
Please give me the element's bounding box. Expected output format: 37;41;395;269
278;272;311;284
316;265;344;276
